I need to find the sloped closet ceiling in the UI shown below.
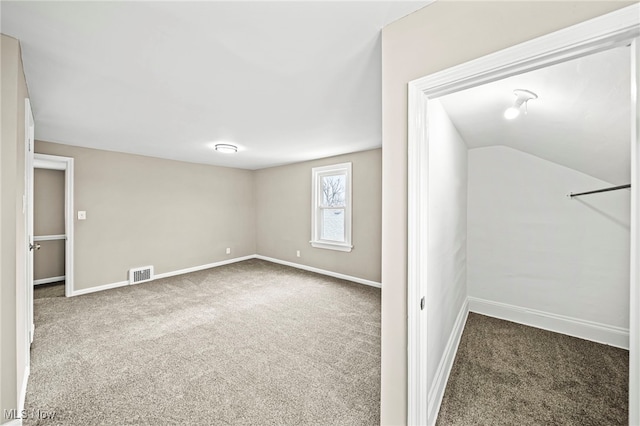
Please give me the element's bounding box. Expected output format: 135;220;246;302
0;1;430;170
439;46;630;185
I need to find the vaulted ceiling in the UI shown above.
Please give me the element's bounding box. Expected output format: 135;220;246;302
1;1;430;169
439;46;631;185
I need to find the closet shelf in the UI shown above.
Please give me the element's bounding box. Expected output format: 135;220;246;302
33;234;66;241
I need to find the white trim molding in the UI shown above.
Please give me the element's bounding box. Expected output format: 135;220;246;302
427;300;469;426
68;254;380;297
34;276;65;286
154;255;256;280
407;45;430;426
309;240;353;252
254;255;381;288
70;280;129;297
33;234;65;242
23;98;35;410
630;36;640;426
8;364;31;426
33;158;65;170
407;4;640;424
18;364;29;413
414;5;640;100
69;255;256;297
469;297;629;350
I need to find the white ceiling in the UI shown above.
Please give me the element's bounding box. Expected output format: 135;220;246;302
439;46;631;185
1;1;430;170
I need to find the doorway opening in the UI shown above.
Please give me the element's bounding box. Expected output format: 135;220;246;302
32;153;74;302
407;5;639;425
33;167;66;298
436;44;630;424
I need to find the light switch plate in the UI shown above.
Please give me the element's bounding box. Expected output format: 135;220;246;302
78;211;86;220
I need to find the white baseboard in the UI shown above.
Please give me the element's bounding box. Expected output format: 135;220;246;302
468;297;629;350
69;254;380;297
19;365;29;413
9;364;30;426
254;255;381;288
70;280;129;297
69;256;256;297
33;276;65;286
428;299;469;426
154;255;255;280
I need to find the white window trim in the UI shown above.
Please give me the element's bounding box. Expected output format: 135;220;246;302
310;162;353;252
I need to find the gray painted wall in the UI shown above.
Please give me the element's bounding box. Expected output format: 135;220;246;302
35;141;257;291
255;149;382;283
1;34;29;424
34;143;382;292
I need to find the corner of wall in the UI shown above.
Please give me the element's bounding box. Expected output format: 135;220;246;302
0;32;29;425
252;150;382;284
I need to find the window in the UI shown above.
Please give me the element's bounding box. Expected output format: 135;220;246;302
310;162;352;252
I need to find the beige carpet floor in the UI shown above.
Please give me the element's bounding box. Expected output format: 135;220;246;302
34;282;65;299
25;259;381;425
437;313;629;425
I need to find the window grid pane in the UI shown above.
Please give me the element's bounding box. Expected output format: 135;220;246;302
321;174;346;208
320;208;345;242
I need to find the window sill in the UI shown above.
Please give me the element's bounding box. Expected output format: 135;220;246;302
310;241;353;252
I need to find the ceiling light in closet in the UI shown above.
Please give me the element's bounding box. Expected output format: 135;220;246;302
504;89;538;119
214;144;238;154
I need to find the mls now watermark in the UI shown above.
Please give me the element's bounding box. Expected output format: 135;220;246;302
4;408;57;420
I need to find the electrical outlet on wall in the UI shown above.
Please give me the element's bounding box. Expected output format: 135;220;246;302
226;248;231;255
296;250;301;258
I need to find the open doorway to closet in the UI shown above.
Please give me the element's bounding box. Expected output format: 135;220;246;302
434;43;630;425
33;167;66;297
441;44;631;345
407;5;639;426
32;153;74;304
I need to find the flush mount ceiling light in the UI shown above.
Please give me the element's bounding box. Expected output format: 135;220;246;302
504;89;538;120
214;143;238;154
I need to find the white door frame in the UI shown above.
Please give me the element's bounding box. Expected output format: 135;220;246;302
24;100;35;347
21;98;35;417
33;153;75;298
407;5;640;425
630;33;640;426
